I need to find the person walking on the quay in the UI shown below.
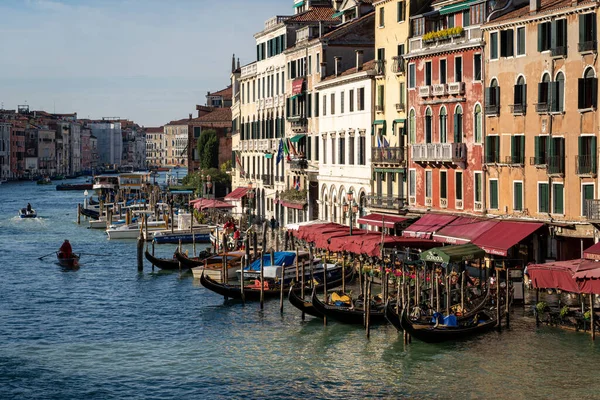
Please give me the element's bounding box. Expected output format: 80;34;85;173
270;216;278;236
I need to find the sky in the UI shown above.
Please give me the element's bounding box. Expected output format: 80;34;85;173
0;0;292;127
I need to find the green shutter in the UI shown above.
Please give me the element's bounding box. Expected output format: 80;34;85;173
554;184;564;214
592;78;598;108
539;183;549;213
520;136;525;164
485;87;491;107
534;136;540;164
494;136;500;162
579;14;586;45
307;94;312;118
495;87;500;108
551;20;557;50
514;182;523;211
522;84;527;106
592;136;597;173
490;180;498;209
538;24;544;52
485;140;491;163
511;136;516;163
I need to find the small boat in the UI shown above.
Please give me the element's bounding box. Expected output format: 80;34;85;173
106;220;168;240
288;285;324;318
200;266;354;301
174;249;212;269
399;308;497;343
19;208;37;218
56;183;93;191
190;251;245;282
56;252;80;268
310;290;388;325
151;229;211;244
37;177;52;185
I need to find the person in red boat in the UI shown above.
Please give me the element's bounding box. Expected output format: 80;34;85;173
59;239;73;259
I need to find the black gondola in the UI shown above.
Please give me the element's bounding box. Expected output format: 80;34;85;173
144;249;183;270
288;285;323;318
310;290;388;325
399;308;497;343
80;208;99;219
200;268;354;301
174;249;212;268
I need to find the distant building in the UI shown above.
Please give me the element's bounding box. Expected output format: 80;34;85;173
188;107;232;172
163;119;188;167
206;86;233;108
87;121;123;167
145;126;164;168
10;123;25;179
0;122;10;180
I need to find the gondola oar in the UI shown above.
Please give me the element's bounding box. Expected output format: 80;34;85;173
38;251;56;260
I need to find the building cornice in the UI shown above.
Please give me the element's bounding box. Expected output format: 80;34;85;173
482;3;597;30
314;71;375;90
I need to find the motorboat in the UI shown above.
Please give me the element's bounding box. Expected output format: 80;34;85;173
19;207;37;218
106;220;168;240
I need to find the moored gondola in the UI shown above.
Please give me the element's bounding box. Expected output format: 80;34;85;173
144;249;183;270
80;207;99;219
385;301;403;331
200;267;354;302
174;249;213;269
287;285;324;318
399;308;497;343
310;290;388;325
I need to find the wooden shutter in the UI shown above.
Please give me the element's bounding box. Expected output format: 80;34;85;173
485;140;491;163
549;82;558;111
534;136;540;163
520;136;525;164
494;136;500;163
538;24;544;52
514;182;523;211
522;84;527;106
538;82;548;105
511;135;516;163
507;29;514;57
495;87;500;108
513;85;521;105
554;184;564;214
592;136;597;173
485;87;492;107
579;14;586;45
578;78;586;109
592;78;598;108
490;180;498;209
307;94;312;118
551;20;557;50
540;183;548;212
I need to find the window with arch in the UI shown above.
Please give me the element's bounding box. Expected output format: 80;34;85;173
474;104;482;143
439;107;447;143
537;73;551;113
485;78;500;115
513;76;527;114
553;72;565;112
578;67;598;109
425;107;432;143
409;109;416;144
453;105;463;143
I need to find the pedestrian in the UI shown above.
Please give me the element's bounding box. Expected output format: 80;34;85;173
270;216;277;231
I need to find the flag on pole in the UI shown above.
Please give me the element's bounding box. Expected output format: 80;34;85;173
276;139;284;165
235;152;246;177
294;176;300;190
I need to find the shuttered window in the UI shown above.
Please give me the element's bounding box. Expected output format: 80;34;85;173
489;180;499;210
514;182;523;211
553;183;564;214
456;171;463;201
538;183;549;213
440;171;447;199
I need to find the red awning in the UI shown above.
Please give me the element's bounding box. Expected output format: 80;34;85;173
528;258;600;294
473;221;544;256
357;213;410;229
314;228;354;249
281;201;305;210
432;217;499;245
296;223;344;242
327;231;373;253
192;198;235;210
584;242;600;260
402;214;458;239
224;187;249;201
292;78;304;95
304;224;347;243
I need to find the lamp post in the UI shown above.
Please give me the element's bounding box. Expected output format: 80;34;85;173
199;173;205;198
342;189;359;236
247;182;255;227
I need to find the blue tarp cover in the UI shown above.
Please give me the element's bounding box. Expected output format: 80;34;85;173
245;252;297;271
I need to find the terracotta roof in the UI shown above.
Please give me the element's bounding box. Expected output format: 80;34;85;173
288;6;340;22
165;118;190;126
189;107;232;125
145;126;164;133
488;0;595;24
321;10;374;41
208;85;232;100
320;59;376;82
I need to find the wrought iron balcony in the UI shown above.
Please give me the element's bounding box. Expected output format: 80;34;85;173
510;104;527;115
485;105;499;116
371;146;406;164
579;41;597;53
547;155;565;175
484;152;500;164
367;195;406;210
288;116;307;132
576;155;597;176
375;104;384;112
529;155;547;166
535;102;549;113
505;155;524;165
551;46;567;58
585;199;600;221
289;158;308;171
391;56;405;74
395;103;405;112
411;143;466;164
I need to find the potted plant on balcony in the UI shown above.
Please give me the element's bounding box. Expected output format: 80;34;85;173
449;26;464;38
422;31;435;44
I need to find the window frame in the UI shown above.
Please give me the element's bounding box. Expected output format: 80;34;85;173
513;180;523;211
516;26;526;56
489;179;499;210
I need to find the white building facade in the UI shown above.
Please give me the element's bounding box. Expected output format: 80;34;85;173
88;122;123;167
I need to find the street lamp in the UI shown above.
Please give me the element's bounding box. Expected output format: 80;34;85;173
200;173;205;198
342;189;359;236
247;182;255;227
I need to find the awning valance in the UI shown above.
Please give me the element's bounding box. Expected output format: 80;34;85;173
420;244;486;264
432;217;499;245
439;0;476;15
371;120;387;136
527;259;600;294
224;187;249;201
392;119;406;134
289;133;306;143
331;10;344;18
473;221;544;256
402;213;458;239
357;213;410;229
281;201;305;210
584;242;600;260
264;153;273;159
294;1;305;8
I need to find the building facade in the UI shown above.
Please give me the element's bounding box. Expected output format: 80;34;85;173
88;121;123;167
0;122;10;180
145;127;164;168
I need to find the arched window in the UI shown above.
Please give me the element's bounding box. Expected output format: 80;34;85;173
538;73;551;112
513;76;526;114
474;104;482;143
554;72;565;112
453;105;463;143
579;67;598;109
439;107;447;143
485;78;500;115
409;109;416;144
425;107;432;144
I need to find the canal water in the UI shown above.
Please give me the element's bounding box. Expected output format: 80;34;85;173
1;178;600;399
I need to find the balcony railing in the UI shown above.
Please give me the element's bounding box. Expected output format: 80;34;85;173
375;60;385;75
585;199;600;221
510;104;526;115
579;41;597;53
289;158;308;170
484;152;500;164
408;26;482;53
551;46;567;58
261;174;273;187
505;155;524;165
432;84;447;96
375;104;384;112
371;146;406;164
367;195;406;210
391;56;405;74
485;105;500;115
576;155;597;176
529;155;547;166
419;86;431;97
411;143;466;163
288;117;307;132
395;103;405;112
447;82;464;95
535;103;549;113
547;155;565;175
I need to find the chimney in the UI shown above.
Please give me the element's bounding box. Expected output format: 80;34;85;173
320;62;327;77
237;58;240;70
189;113;192;120
355;50;364;72
319;21;323;37
530;0;540;13
334;57;342;76
231;53;236;73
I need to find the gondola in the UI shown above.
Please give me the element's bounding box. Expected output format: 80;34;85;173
56;252;80;268
310;289;388;325
174;249;214;269
200;267;354;302
288;284;324;318
144;249;183;270
80;207;99;219
399;308;497;343
56;183;93;191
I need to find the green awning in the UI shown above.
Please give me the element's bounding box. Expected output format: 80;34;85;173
264;153;273;159
374;167;405;173
420;244;486;264
439;0;476;15
290;134;306;143
290;93;303;100
392;119;407;135
331;11;344;18
371;120;387;136
294;1;305;8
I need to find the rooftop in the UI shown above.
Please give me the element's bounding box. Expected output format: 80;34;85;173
145;127;164;133
208;85;233;100
488;0;595;24
287;6;341;22
320;59;376;82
